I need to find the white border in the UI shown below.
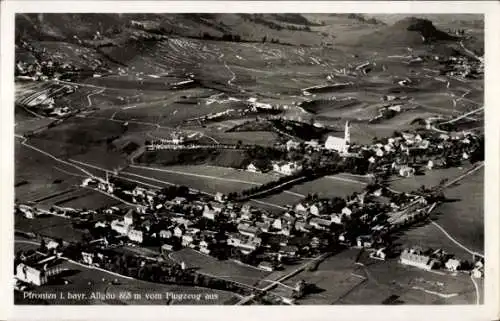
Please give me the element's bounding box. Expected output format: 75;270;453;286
1;2;498;321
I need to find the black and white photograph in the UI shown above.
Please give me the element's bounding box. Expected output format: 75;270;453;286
2;1;499;319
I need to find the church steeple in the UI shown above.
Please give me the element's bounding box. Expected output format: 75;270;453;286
344;121;350;144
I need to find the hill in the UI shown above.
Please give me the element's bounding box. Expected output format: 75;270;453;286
355;17;457;48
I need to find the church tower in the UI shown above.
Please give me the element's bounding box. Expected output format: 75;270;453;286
344;121;350;145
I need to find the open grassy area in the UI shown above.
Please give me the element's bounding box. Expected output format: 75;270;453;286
15;140;82;203
434;166;484;253
15;214;86;243
122;164;278;194
170;248;270;287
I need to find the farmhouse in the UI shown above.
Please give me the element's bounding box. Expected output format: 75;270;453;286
128;229;144;243
399;166;415;177
19;205;35;219
445;258;461;271
237;223;260;237
400;248;440;270
286;140;301;151
246;163;261;173
111;220;131;236
356;235;374;248
172;197;187;205
309;217;332;230
203;204;222;220
174;225;186;238
161;243;175;253
272;161;302;176
159;230;173;239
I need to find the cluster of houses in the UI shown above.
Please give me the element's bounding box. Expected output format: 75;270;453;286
400;246;484;278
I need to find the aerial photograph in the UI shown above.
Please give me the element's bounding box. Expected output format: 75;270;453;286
13;13;484;305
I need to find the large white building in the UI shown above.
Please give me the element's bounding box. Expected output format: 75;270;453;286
272;161;302;175
16;262;63;286
325;121;350;153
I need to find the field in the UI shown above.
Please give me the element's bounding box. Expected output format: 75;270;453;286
170;248;271;287
277;248;480;305
121;164;278;194
433;166;484;253
14;259;239;305
389;166;468;193
15;214;86;243
15;140;82;203
395;165;484;257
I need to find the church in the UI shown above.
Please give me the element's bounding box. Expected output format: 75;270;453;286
324;121;350;153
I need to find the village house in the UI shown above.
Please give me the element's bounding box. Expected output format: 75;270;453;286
286;140;301;151
174;225;186;238
372;248;387;260
294;220;310;232
305;140;320;150
182;234;195;247
172;197;187;205
46;240;60;251
255;221;271;233
19;205;35;219
111;220;131;236
203;203;222;220
309;217;332;230
123;209;135;226
309;203;326;216
272;161;302;176
399;165;415;177
228;234;261;254
279;245;299;257
356;235;374;248
214;192;226;203
128;229;144;243
341;207;353;217
159;229;173;239
237;223;260;238
161;243;174;253
246;163;261;173
81;251;94;265
330;213;343;225
400;248;440;270
294;203;309;215
445;258;462;271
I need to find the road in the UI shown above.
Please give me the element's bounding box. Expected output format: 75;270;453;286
439;106;484;125
15;134;95;178
470;274;480;305
86;88;105;107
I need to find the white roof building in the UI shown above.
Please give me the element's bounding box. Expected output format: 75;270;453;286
325;121;350;153
272;161;302;176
